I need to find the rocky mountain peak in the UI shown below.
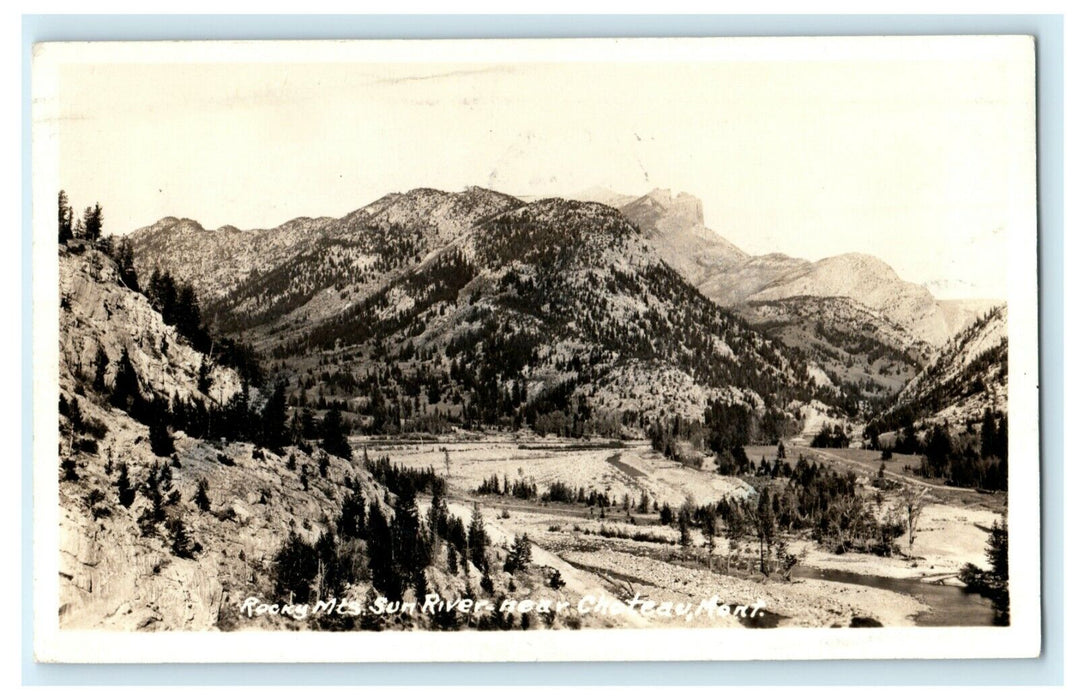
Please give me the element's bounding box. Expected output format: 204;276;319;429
641;188;704;226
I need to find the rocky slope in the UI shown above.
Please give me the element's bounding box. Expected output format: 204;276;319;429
60;245;243;408
59;242;593;632
58;243;368;629
887;305;1008;426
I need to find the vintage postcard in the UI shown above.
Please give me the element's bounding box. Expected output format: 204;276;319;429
32;36;1040;662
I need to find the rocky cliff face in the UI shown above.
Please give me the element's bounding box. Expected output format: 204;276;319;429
60;246;243;407
617;189;749;286
57;243;384;630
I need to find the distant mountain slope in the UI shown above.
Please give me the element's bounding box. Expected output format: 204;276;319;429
695;253;807;308
576;186;990;350
746;253;957;346
279;196;820;427
616;189;749;286
130;189;827;435
737;295;934;402
129;187;522;337
880;305;1008;427
570;186;638;209
127;216;335;305
938;298;1005;338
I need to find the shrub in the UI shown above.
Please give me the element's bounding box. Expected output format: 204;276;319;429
169;517;200;558
194;478;211;511
273;531;320;603
75;438;98;455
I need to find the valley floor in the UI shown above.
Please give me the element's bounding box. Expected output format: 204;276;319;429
366;434;1007;628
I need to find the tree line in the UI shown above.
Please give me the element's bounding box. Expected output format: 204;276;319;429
58;190;103;243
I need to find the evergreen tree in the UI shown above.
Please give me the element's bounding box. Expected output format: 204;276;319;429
259;382;288;450
392;487;431;592
83;203;103;242
679;514;692;548
149;416;174;457
92;347;109;393
149;269;177;324
754;489;777;576
194;477;211;511
504;534;532;574
314;530;341;597
273;531;320;603
321;407;352;460
142;464;165;523
366;504;402;601
115;238;139;291
159;457;174;492
57;190;73;242
338;489;367;540
428;480;450;540
169;517;197;558
117;462;135;508
960;517;1009;624
923;424;952;470
467;502;488;573
980;409;997;459
197;358;212;395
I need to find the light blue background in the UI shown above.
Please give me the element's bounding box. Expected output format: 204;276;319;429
22;13;1064;686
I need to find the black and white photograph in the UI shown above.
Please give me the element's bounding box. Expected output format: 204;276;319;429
31;36;1041;663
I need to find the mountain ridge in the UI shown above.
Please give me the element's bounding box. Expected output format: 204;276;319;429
575;186;999;348
129;187;828;438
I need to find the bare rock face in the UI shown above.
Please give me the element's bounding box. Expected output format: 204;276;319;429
56;244;389;631
59;247;242;407
58;502;223;631
618;189;749;286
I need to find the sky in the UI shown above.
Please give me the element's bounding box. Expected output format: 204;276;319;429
45;38;1034;300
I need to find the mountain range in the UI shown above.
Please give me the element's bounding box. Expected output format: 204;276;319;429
129;188;825;435
127;184;1006;433
576;187;999;348
56;183;1012;632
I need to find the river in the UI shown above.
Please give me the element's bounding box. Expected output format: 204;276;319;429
793;565;1003;627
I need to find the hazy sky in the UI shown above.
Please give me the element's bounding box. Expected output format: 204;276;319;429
46;38;1034;299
